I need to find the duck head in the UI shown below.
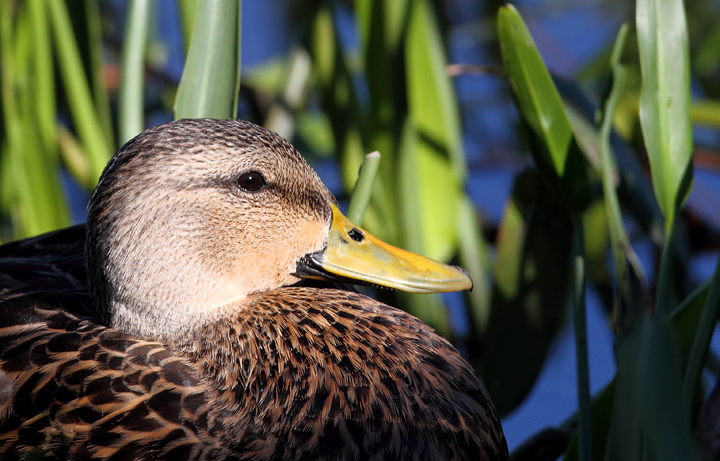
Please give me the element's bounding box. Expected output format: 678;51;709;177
86;119;471;342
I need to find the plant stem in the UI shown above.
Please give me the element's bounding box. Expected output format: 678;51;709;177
572;213;593;461
655;223;675;315
346;152;381;225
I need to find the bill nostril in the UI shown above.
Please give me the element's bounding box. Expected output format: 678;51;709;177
348;228;365;243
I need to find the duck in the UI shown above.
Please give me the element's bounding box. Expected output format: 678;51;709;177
0;118;508;460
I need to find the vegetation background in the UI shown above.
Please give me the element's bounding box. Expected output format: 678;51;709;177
2;0;720;460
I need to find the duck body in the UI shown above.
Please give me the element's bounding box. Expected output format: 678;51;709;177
0;119;508;460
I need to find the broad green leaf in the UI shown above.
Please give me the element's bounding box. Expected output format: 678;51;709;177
406;0;465;180
636;0;693;229
119;0;151;145
396;122;450;333
48;0;112;185
414;144;460;262
497;5;572;177
403;0;466;261
397;120;459;265
178;0;199;53
485;170;572;416
497;5;590;212
174;0;241;120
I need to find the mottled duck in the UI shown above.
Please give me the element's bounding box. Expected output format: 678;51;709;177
0;119;508;460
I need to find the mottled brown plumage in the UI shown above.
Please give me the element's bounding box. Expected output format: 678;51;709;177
0;119;508;460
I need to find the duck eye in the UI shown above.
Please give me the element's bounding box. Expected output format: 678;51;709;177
237;171;266;192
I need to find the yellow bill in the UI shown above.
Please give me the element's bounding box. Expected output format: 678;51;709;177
295;203;473;293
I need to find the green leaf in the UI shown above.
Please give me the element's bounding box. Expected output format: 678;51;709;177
178;0;199;53
606;317;696;461
357;0;408;55
670;279;710;354
310;5;366;187
397;120;460;264
48;0;112;185
396;122;452;333
174;0;241;120
497;5;590;213
27;0;56;158
604;330;643;461
356;0;409;160
683;254;720;417
0;2;70;238
484;170;572;416
119;0;151;145
493;196;525;299
58;125;92;187
406;0;465;181
636;0;693;230
84;0;115;150
457;197;491;336
639;318;696;461
402;0;467;262
566;280;708;461
497;4;572;177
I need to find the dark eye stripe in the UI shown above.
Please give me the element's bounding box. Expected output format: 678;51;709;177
237;171;266;192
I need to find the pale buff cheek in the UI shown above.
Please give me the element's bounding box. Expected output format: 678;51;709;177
292;216;329;256
225;217;328;294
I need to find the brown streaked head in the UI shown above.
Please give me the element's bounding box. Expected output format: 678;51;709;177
86;119;335;340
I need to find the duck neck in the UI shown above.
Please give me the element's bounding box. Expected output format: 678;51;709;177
108;297;241;346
